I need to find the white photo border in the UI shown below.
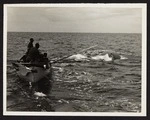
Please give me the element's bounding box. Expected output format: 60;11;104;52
3;3;147;116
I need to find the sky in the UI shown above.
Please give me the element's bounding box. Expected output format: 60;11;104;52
7;6;142;33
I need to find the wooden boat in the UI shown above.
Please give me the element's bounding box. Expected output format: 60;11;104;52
12;61;53;94
12;61;53;83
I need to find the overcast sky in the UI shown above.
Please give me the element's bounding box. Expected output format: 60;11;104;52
7;7;142;33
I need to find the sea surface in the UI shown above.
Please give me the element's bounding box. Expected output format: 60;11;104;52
6;32;141;112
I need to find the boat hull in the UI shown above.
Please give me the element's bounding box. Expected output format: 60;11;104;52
13;63;52;83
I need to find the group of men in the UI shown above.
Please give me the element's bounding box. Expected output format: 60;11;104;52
20;38;49;66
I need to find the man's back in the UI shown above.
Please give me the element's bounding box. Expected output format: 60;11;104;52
27;47;40;61
28;42;33;49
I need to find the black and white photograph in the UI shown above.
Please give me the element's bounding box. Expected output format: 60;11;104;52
3;4;147;116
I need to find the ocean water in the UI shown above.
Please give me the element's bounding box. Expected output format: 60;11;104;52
6;32;141;112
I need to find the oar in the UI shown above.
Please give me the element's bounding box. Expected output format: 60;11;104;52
79;45;98;53
50;45;98;63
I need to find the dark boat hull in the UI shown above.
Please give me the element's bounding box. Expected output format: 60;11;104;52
13;62;52;83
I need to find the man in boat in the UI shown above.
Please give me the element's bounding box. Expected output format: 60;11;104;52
41;53;50;69
26;38;34;55
19;38;34;62
37;52;50;68
26;43;41;62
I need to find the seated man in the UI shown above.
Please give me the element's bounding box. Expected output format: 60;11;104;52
40;53;50;69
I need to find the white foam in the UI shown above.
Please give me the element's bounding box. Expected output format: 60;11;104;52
34;92;47;97
68;54;87;61
67;52;127;62
64;80;77;83
120;55;128;60
91;54;112;61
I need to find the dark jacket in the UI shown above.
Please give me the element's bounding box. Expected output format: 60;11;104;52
26;42;34;55
28;42;33;49
26;47;40;62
